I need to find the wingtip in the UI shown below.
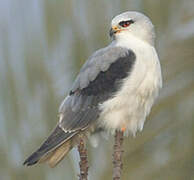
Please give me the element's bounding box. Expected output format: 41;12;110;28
23;159;38;166
23;159;28;166
23;152;39;166
23;159;37;166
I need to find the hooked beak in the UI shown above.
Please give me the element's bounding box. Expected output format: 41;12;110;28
109;26;120;37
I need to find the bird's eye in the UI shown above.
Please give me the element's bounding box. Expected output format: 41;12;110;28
119;20;134;28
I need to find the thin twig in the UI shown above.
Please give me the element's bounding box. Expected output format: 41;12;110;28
112;130;124;180
78;138;88;180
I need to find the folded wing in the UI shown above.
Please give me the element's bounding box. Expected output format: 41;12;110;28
23;46;136;167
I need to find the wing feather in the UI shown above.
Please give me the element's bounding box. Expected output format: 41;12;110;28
59;46;136;132
24;46;136;166
23;125;77;166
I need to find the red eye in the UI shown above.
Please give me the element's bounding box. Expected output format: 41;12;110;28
123;22;130;27
119;20;134;28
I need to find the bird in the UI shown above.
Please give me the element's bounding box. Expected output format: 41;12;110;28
23;11;162;168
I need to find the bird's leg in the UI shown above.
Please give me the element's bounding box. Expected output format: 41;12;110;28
78;138;88;180
112;130;124;180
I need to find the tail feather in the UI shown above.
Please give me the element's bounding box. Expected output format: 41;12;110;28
37;150;54;164
23;125;77;166
47;140;72;167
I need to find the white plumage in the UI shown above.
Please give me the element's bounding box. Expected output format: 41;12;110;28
99;12;162;135
24;11;162;167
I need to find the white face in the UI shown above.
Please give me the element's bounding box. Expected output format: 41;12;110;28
110;11;155;45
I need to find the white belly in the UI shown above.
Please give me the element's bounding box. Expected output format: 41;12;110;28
99;44;162;136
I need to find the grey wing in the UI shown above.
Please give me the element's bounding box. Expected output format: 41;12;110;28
58;94;100;132
23;46;136;167
58;46;136;132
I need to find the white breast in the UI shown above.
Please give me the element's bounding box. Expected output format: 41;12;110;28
99;36;162;136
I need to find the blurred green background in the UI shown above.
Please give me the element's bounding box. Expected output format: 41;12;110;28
0;0;194;180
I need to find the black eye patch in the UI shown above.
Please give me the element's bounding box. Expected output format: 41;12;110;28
119;20;134;27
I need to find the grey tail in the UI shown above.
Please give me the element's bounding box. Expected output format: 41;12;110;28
23;125;77;166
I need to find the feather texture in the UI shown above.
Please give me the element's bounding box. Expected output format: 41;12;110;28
23;47;136;166
59;47;136;132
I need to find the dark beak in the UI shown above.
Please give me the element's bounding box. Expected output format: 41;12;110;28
109;28;115;37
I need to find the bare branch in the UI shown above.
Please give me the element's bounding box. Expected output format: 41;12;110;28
112;130;124;180
78;138;89;180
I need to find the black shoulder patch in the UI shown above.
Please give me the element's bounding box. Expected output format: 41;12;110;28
59;49;136;133
79;50;136;96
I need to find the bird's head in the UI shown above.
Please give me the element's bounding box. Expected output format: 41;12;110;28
110;11;155;46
